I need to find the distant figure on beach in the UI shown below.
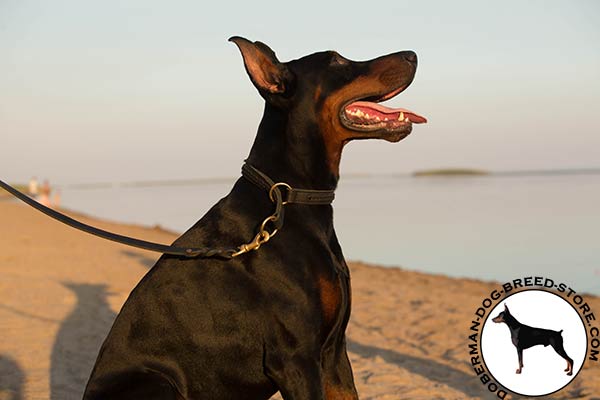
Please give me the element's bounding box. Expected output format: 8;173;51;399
52;189;61;209
28;176;39;198
39;180;51;207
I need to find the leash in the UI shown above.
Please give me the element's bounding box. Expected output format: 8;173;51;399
0;163;335;260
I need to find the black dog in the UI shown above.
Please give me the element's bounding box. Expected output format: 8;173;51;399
83;36;426;400
492;304;573;375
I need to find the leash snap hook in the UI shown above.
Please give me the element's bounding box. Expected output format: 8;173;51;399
231;216;278;257
231;232;263;257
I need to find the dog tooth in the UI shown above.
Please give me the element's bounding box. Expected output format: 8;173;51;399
404;117;410;122
398;112;404;121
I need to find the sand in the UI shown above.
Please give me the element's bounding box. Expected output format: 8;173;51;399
0;200;598;399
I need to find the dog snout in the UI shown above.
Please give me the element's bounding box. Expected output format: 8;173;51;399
402;51;417;66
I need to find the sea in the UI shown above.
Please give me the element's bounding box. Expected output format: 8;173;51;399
56;171;600;295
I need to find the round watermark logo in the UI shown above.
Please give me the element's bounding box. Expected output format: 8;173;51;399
467;276;598;399
481;290;586;396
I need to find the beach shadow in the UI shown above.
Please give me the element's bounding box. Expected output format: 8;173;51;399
120;249;158;269
347;339;491;398
50;282;116;400
0;355;24;400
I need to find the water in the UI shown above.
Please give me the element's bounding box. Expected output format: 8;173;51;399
57;173;600;295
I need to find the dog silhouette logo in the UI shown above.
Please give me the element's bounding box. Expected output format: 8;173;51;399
481;290;586;396
491;304;573;376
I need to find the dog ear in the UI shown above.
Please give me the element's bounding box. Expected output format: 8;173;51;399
229;36;294;97
504;303;509;312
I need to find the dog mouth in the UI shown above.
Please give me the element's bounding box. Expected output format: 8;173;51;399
340;87;427;140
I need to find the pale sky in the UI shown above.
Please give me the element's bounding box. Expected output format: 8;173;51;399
1;0;599;184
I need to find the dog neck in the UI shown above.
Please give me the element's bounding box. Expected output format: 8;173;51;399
503;312;522;330
245;103;340;191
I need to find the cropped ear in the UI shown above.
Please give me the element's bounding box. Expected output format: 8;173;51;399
229;36;294;97
504;304;509;312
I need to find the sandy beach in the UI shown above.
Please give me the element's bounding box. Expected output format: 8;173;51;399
0;199;598;399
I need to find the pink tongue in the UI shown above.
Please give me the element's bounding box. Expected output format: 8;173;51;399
347;101;428;124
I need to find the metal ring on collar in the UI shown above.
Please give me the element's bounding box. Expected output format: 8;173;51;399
269;182;292;205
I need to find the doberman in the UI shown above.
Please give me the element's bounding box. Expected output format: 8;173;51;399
83;36;426;400
492;304;574;376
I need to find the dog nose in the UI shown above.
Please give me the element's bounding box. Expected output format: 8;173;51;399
403;51;418;66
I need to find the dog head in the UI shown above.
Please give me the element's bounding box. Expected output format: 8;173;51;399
230;36;426;174
492;304;511;323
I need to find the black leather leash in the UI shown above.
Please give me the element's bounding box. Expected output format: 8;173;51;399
0;163;335;259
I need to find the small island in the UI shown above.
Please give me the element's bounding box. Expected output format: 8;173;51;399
412;168;489;177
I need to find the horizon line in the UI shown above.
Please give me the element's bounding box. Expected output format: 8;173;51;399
45;166;600;190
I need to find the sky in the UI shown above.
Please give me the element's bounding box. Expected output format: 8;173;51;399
1;0;599;184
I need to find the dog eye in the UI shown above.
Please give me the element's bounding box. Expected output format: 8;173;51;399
330;53;349;66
